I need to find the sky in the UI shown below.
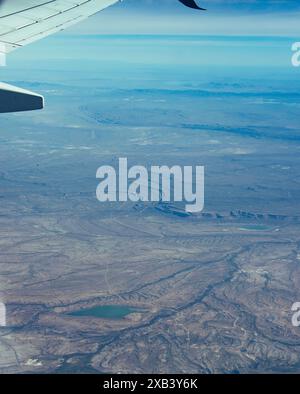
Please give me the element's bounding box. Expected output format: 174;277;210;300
3;0;300;76
64;0;300;36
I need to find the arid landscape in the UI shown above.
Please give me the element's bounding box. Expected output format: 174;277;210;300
0;34;300;373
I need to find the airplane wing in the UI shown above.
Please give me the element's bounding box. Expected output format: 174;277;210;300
0;0;119;54
0;0;118;113
178;0;206;11
0;0;204;113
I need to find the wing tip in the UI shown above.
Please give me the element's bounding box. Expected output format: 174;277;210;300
178;0;206;11
0;82;44;113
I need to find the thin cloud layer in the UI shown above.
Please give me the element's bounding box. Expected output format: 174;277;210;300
65;0;300;36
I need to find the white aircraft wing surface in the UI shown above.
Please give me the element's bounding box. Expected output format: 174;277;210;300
0;0;118;54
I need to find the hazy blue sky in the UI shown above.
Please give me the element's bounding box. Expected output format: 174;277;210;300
120;0;300;12
64;0;300;36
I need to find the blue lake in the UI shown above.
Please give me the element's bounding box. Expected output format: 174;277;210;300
67;305;138;319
